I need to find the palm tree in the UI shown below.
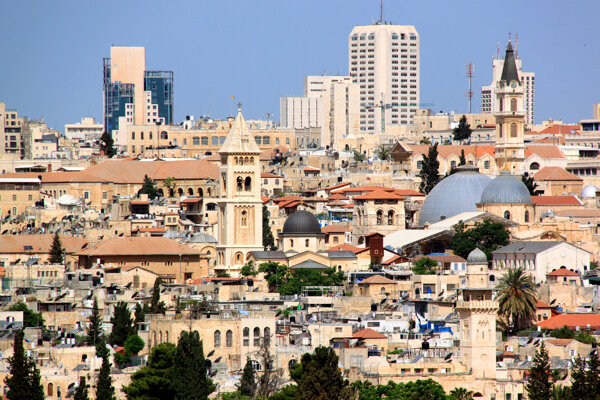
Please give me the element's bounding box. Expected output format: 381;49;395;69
374;144;391;161
163;176;176;197
352;150;367;162
450;387;474;400
496;267;537;333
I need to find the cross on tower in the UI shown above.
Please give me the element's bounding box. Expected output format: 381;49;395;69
508;31;512;42
237;102;242;112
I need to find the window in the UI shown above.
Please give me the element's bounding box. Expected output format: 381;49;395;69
161;131;168;139
251;360;261;371
305;239;310;248
254;327;260;346
530;162;540;170
484;160;490;169
193;137;200;145
201;136;208;145
387;210;395;225
263;136;270;145
417;160;423;169
212;136;219;145
511;123;517;137
511;98;517;112
226;330;233;347
243;327;249;346
504;210;511;220
237;176;243;191
524;210;530;223
244;177;251;191
264;327;271;345
241;211;247;226
376;210;383;225
84;191;90;199
450;160;456;169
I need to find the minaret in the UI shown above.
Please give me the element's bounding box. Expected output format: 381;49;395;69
215;106;264;276
456;248;498;379
494;41;526;174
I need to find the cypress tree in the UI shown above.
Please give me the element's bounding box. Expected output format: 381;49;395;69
453;115;473;144
586;347;600;396
5;330;32;400
140;175;159;200
100;131;117;158
28;359;45;400
87;297;103;346
74;376;89;400
239;357;257;397
150;278;163;314
96;354;116;400
172;330;215;400
571;356;588;400
296;346;352;400
459;149;466;166
418;144;441;195
49;232;64;264
263;205;276;250
526;342;552;400
109;301;134;346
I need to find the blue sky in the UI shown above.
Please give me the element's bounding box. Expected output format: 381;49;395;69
1;0;599;131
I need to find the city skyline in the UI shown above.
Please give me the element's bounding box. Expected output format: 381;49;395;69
1;0;599;131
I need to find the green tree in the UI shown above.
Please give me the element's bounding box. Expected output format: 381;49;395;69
263;205;277;250
412;257;438;275
571;355;588;400
451;219;510;260
259;261;290;292
74;376;90;400
241;260;258;277
122;342;177;400
586;347;600;397
419;137;431;145
276;268;346;296
88;297;103;346
526;342;552;400
295;346;352;400
124;335;145;356
354;379;447;400
8;302;44;328
418;144;441;194
140;174;159;200
522;172;542;196
551;385;572;400
453;115;472;144
100;131;117;158
109;301;135;346
163;177;177;197
459;149;467;166
96;354;116;400
353;149;367;162
550;326;575;339
239;357;257;397
151;277;166;314
5;329;44;400
450;387;474;400
134;302;147;326
172;330;215;400
497;267;537;333
215;270;231;278
375;144;391;161
49;232;64;264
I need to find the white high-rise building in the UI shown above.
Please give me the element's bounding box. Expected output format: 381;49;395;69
280;96;322;129
348;24;420;133
481;45;535;125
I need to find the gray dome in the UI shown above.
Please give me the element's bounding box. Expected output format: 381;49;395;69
480;170;531;204
418;166;492;226
467;248;488;264
581;184;599;198
282;210;322;235
189;233;218;243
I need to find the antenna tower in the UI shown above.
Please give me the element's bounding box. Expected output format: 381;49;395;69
465;63;475;114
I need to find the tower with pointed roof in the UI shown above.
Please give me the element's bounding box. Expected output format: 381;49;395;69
215;107;263;276
494;41;526;174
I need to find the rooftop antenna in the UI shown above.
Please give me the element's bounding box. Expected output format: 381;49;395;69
379;0;383;24
496;41;500;59
508;30;512;43
515;32;519;58
465;63;474;114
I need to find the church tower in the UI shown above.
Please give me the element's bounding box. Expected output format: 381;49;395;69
494;41;525;174
456;248;498;379
215;107;263;276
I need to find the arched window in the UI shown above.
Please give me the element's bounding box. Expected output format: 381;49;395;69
198;188;204;197
249;157;254;164
450;160;456;169
47;383;54;396
237;176;243;191
530;162;540;170
244;177;251;191
510;98;517;112
226;330;233;347
289;359;298;371
499;99;503;112
214;330;221;347
251;360;261;371
244;157;249;164
159;331;163;343
158;188;164;197
161;131;168;139
510;123;517;138
235;252;243;264
234;157;238;165
524;210;530;223
290;239;294;248
387;210;395;225
504;210;511;220
188;188;194;196
305;239;310;248
376;210;383;225
254;327;260;346
264;327;271;345
243;327;250;346
239;157;244;165
178;188;184;196
241;210;247;226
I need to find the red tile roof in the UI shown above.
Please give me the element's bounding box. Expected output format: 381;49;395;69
531;196;582;206
180;198;202;204
524;145;565;159
536;300;553;308
547;267;579;277
325;182;351;191
328;193;349;200
77;237;199;256
325;244;365;254
261;196;272;204
273;195;303;203
409;145;495;159
534;166;582;181
537;313;600;330
354;190;404;201
545;339;574;346
321;224;351;234
261;173;282;178
304;166;320;171
353;328;387;339
538;124;581;135
130;200;149;205
359;275;396;285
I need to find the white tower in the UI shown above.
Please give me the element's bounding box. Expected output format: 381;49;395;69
215;106;264;276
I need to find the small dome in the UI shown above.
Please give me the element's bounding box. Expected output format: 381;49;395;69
480;170;531;204
418;166;492;226
189;233;218;243
581;184;599;198
57;194;80;206
282;210;322;235
467;248;488;264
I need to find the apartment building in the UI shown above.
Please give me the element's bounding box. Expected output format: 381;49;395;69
0;101;29;159
349;24;420;132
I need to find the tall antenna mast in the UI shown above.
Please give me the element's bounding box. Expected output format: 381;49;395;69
515;32;519;57
465;63;474;114
497;41;500;59
379;0;384;23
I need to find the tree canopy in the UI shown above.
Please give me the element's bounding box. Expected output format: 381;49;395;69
258;262;345;295
100;131;117;158
122;343;177;400
8;302;44;328
239;357;257;397
87;297;103;347
526;342;552;400
49;232;64;264
172;330;215;400
522;172;542;196
453;115;472;144
497;267;537;333
418;144;441;194
96;354;116;400
109;301;135;346
74;376;90;400
295;346;352;400
4;329;44;400
353;379;448;400
451;219;510;260
263;205;276;250
140;174;159;200
412;257;438;275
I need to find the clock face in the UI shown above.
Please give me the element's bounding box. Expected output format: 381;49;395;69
510;81;517;88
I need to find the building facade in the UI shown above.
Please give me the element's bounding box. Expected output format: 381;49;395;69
349;24;420;132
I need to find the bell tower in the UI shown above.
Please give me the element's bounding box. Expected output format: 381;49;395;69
494;41;525;174
456;248;498;379
215;106;264;276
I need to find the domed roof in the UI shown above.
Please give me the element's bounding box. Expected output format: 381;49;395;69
189;233;218;244
467;248;488;264
480;170;531;204
282;210;322;235
57;194;80;206
581;184;599;198
418;166;492;226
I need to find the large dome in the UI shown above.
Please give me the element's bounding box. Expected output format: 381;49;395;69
467;248;488;264
282;210;322;235
581;184;599;198
480;170;531;204
418;166;492;226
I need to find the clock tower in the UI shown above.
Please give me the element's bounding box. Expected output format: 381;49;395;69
494;41;525;174
215;106;264;276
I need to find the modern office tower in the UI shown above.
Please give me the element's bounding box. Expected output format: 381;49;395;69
102;46;173;145
280;96;322;129
481;42;535;125
348;24;420;133
0;101;29;159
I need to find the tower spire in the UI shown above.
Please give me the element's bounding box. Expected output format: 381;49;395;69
500;41;520;84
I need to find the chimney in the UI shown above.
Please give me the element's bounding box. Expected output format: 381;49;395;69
365;233;384;265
